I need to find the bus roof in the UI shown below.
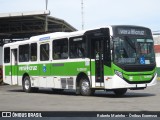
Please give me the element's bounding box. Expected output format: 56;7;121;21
3;25;151;47
3;30;87;47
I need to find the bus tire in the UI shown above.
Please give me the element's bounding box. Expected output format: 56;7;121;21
22;76;33;93
80;77;94;96
113;88;127;96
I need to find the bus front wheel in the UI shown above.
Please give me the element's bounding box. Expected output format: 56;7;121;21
80;78;94;96
113;88;127;96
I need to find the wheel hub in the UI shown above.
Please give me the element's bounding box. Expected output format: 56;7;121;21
82;81;89;93
24;79;30;90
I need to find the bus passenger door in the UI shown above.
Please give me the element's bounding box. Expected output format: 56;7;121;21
86;28;110;88
11;49;18;85
94;39;105;86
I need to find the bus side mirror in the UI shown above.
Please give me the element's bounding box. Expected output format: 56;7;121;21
110;39;113;50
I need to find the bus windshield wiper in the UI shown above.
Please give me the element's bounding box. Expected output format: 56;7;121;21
124;36;136;52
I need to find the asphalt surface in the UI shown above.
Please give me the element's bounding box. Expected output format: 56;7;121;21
0;81;160;111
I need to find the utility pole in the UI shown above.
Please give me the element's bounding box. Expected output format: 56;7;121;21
46;0;48;10
81;0;84;30
45;0;48;32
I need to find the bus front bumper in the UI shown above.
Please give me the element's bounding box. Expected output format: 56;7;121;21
104;73;157;89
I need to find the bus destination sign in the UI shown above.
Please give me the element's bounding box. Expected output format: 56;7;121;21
117;28;146;36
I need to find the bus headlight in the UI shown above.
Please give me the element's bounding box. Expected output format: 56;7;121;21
115;70;123;78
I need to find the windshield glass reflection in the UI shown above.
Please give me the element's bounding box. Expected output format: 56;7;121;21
113;36;155;65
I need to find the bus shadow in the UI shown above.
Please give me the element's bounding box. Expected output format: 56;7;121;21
8;88;156;98
7;89;24;93
8;88;77;96
94;91;156;98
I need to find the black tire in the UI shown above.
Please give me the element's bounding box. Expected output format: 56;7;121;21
22;76;33;93
113;88;127;97
80;78;94;96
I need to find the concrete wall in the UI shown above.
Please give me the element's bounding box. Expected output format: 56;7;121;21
156;56;160;77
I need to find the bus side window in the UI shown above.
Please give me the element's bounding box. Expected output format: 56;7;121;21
40;43;49;61
4;47;10;63
69;36;86;58
19;44;29;62
53;38;68;60
30;43;37;61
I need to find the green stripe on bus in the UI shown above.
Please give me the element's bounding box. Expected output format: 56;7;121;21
5;61;155;83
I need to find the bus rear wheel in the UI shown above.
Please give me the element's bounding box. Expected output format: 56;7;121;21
22;76;33;93
113;88;127;96
80;78;94;96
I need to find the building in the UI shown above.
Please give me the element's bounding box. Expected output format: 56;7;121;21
153;33;160;77
0;10;77;83
0;10;77;45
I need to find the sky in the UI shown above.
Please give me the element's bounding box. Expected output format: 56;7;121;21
0;0;160;31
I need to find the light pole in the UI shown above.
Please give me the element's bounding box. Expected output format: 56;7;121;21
45;0;48;32
46;0;48;10
81;0;84;30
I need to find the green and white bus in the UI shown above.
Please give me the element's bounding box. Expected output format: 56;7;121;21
3;25;157;96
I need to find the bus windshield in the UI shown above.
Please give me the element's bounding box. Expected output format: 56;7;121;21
113;36;155;65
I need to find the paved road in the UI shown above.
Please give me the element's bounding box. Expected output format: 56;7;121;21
0;81;160;111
